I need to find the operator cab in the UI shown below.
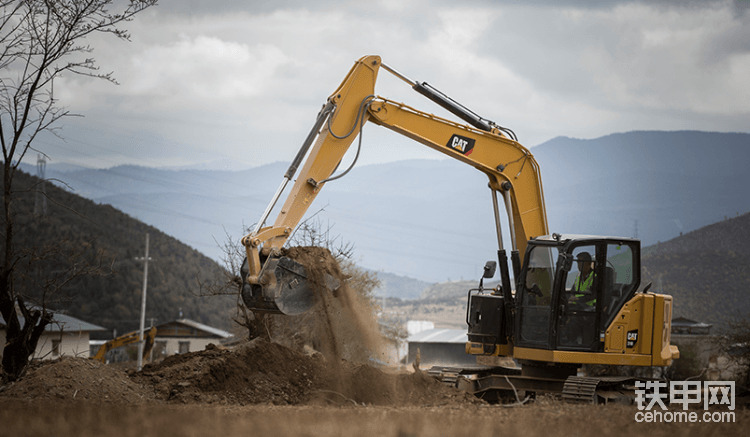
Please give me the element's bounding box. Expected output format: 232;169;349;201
515;235;641;352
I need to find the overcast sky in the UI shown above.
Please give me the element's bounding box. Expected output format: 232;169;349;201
31;0;750;170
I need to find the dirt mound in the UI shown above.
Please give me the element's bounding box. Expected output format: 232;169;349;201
133;338;479;407
1;339;479;407
0;356;154;404
335;363;480;407
134;340;325;405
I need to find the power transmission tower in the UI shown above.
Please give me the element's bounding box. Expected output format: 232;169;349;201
34;154;47;216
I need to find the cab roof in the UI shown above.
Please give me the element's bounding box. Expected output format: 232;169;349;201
532;234;640;244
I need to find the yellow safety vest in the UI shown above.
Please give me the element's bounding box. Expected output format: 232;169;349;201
573;273;595;306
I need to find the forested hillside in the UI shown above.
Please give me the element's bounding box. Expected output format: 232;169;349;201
3;170;236;338
641;212;750;328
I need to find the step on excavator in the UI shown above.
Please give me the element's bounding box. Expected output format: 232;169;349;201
239;55;680;403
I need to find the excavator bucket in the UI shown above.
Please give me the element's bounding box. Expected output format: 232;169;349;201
240;256;319;315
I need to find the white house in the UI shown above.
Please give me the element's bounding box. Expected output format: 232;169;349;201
0;310;107;361
150;318;233;359
408;328;476;368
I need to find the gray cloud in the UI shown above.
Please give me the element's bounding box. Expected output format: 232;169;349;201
26;0;748;170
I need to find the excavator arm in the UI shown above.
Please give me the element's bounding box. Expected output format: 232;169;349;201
241;55;548;315
91;326;157;363
242;56;548;314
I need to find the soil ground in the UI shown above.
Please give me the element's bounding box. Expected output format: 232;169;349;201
1;247;746;436
1;394;746;437
2;335;745;437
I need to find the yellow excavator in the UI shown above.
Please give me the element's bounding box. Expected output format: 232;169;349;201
91;326;157;363
240;55;679;403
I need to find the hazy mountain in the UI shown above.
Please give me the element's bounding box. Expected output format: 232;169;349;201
12;138;750;332
23;130;750;285
367;269;432;300
533;131;750;247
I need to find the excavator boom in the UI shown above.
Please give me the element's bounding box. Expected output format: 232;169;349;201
241;55;547;315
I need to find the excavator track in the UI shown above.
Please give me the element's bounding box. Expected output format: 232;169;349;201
427;365;509;386
563;376;640;404
562;376;599;403
429;366;639;405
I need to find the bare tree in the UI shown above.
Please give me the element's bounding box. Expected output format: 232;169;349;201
200;215;358;342
288;217;355;261
0;0;157;381
717;313;750;390
204;228;272;342
214;217;410;359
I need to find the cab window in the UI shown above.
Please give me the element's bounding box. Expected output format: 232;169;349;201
517;245;559;346
558;245;599;350
602;243;637;325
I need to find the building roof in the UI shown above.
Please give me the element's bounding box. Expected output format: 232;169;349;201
155;318;232;338
408;328;467;344
0;310;107;333
672;317;712;328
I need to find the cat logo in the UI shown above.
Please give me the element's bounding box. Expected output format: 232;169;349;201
626;330;638;348
447;134;475;155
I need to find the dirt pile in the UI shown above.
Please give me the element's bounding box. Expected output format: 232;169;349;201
134;338;479;407
157;339;477;406
0;356;154;404
134;340;324;405
338;362;480;407
1;339;479;407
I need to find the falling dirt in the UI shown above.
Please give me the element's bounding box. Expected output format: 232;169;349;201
281;246;389;365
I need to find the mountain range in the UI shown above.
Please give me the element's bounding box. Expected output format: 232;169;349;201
23;130;750;287
8;128;749;335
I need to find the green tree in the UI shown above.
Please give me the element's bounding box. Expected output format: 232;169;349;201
0;0;157;381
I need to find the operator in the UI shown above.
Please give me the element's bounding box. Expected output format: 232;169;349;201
569;252;596;308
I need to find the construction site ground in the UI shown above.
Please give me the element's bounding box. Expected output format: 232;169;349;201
2;247;746;436
1;342;746;437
